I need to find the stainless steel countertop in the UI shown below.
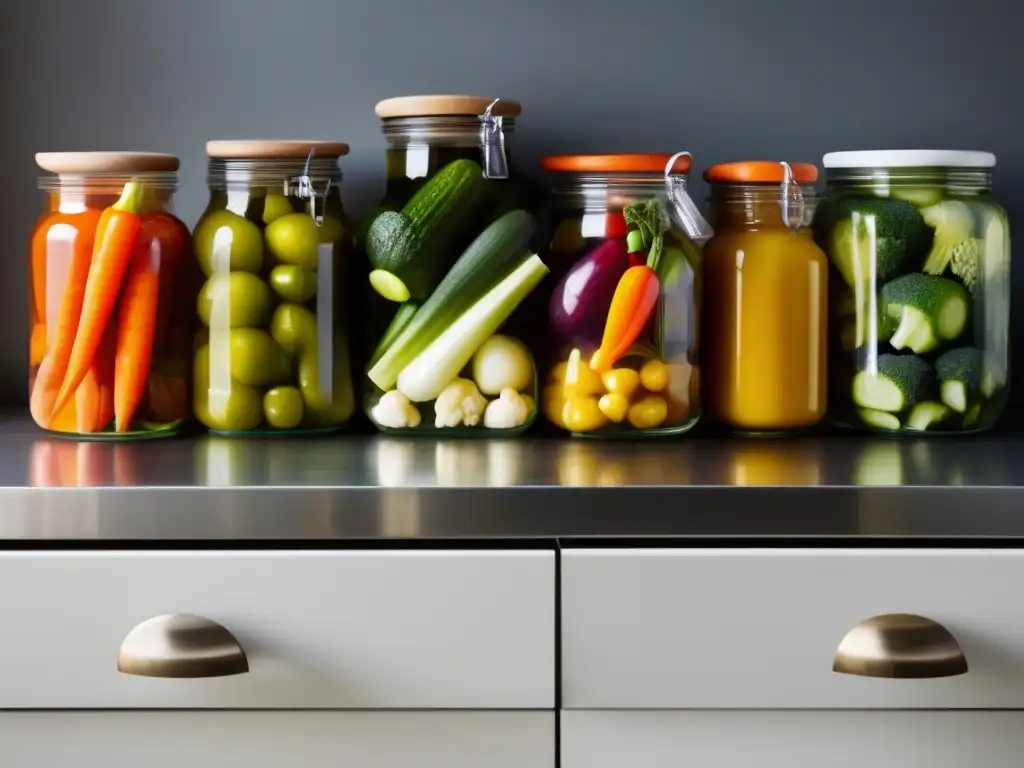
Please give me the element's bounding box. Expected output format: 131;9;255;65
2;411;1024;541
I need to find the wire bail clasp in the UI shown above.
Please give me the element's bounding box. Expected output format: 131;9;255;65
779;161;806;229
664;151;713;245
289;146;332;227
479;99;509;180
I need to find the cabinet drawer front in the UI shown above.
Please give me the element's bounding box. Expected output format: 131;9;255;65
562;711;1024;768
563;549;1024;708
0;551;554;709
0;711;554;768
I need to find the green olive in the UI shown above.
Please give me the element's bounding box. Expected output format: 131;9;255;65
263;386;304;429
263;194;294;224
269;265;317;303
270;303;318;357
316;214;346;245
197;272;273;328
228;328;291;386
297;331;354;427
265;213;321;267
193;209;264;278
193;344;264;431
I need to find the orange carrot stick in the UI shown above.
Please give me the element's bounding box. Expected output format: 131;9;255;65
36;216;102;427
51;182;145;417
589;265;661;373
114;239;160;432
75;318;116;433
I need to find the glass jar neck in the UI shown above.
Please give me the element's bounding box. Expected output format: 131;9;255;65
709;183;817;230
549;173;669;211
206;157;342;192
39;172;177;214
825;167;992;196
381;115;516;149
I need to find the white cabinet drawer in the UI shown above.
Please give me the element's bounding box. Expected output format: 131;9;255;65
562;711;1024;768
563;548;1024;708
0;550;554;709
0;711;554;768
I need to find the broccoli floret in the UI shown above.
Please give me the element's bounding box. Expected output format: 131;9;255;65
920;200;975;276
821;198;932;289
818;198;932;349
935;347;983;414
852;353;935;413
948;239;981;291
880;273;970;353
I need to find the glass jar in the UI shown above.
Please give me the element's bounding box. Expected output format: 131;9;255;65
363;95;545;435
815;150;1010;434
30;152;194;439
702;161;828;433
192;140;355;435
537;154;707;437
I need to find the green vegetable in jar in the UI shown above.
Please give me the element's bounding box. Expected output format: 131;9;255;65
228;328;292;386
193;344;264;432
852;353;935;413
270;303;318;356
197;272;273;328
263;194;295;224
263;386;304;429
880;273;969;354
269;265;318;303
193;209;265;277
265;213;322;267
298;332;355;427
920;200;975;276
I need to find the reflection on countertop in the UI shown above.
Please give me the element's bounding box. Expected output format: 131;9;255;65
4;411;1024;540
12;429;1022;490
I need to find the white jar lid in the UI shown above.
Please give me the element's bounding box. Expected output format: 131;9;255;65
823;150;996;169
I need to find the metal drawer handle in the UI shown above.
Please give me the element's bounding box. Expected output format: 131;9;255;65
118;614;249;678
833;613;967;679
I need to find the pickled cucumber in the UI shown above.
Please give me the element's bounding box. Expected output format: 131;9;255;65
193;209;264;277
228;328;291;386
269;265;317;303
197;272;273;328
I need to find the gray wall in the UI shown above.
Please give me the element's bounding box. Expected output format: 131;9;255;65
1;0;1019;405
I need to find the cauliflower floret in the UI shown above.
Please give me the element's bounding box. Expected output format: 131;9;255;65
434;378;487;428
372;390;421;429
950;238;981;292
483;388;530;429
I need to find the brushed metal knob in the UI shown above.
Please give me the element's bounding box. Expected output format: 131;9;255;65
833;613;967;679
118;614;249;678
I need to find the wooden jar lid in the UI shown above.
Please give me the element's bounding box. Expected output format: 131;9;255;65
205;140;350;159
375;95;521;119
36;152;180;174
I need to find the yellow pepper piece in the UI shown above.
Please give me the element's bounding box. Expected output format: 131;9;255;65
542;385;568;429
601;368;640;398
639;359;669;392
565;395;607;433
563;348;604;398
598;392;630;423
627;395;668;429
549;361;569;383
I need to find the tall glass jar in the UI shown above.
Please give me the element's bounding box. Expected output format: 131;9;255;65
192;140;355;435
537;154;707;437
702;161;828;434
363;95;545;435
815;150;1010;434
30;152;194;439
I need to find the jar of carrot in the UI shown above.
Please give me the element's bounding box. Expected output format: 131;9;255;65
30;152;195;439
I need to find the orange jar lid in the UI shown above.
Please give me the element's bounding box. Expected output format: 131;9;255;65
704;161;818;184
540;153;692;175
